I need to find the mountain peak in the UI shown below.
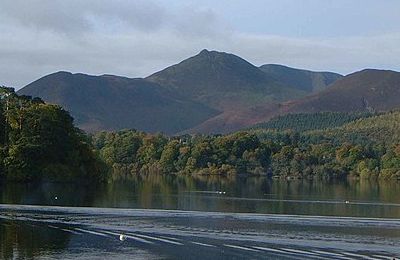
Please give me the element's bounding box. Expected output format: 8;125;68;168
146;49;273;105
194;49;232;60
199;49;210;55
51;71;73;76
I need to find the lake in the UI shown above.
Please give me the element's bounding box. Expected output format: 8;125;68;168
1;175;400;259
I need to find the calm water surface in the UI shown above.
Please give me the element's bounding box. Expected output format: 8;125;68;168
1;175;400;259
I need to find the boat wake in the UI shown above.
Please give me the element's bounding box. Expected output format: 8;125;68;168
1;204;399;259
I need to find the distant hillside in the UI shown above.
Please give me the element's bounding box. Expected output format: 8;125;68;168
147;49;308;110
18;71;218;134
283;69;400;113
252;112;373;132
259;64;342;92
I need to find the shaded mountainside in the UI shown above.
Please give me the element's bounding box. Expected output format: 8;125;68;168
259;64;342;93
147;49;308;110
283;69;400;113
18;71;218;134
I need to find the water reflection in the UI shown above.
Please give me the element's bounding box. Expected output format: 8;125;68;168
1;175;399;218
1;175;400;259
0;220;70;259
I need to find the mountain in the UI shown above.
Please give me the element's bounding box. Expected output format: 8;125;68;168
259;64;343;92
17;50;345;134
18;71;218;134
283;69;400;113
147;49;308;110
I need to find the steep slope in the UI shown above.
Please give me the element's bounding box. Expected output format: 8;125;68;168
283;69;400;113
147;49;307;110
259;64;342;92
18;71;218;134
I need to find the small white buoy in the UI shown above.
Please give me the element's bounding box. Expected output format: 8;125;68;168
119;234;126;241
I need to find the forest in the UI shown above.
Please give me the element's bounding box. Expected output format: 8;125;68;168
1;87;399;182
251;112;374;132
93;111;400;180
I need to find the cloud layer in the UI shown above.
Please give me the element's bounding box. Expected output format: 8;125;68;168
1;0;399;88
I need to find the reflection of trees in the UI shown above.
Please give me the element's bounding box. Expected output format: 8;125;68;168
0;182;105;259
0;182;105;207
87;174;400;217
0;220;70;259
97;174;271;212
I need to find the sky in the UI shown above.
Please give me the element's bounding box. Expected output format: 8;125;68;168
1;0;400;88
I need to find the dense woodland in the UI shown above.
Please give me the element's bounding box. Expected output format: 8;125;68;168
1;87;399;182
93;111;400;180
252;112;374;132
0;87;107;182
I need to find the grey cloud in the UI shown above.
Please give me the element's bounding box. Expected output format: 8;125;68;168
0;0;224;37
0;0;167;33
0;1;399;89
171;7;231;39
227;33;400;74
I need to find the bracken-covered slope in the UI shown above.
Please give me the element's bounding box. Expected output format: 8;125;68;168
18;71;218;134
283;69;400;113
259;64;342;93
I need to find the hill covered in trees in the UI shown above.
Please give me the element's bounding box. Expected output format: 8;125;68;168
252;112;374;132
310;110;400;145
0;87;107;182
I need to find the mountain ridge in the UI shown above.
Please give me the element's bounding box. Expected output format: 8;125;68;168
18;71;219;134
259;64;342;92
17;50;397;135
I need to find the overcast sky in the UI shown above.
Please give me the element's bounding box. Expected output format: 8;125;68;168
1;0;400;88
